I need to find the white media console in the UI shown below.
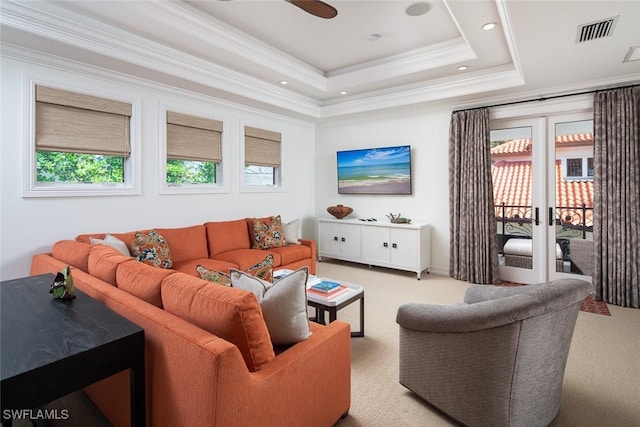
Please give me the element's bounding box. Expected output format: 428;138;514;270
317;218;431;279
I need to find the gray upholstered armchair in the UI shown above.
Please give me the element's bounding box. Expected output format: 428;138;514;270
396;279;592;427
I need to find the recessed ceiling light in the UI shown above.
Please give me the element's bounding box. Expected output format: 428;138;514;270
368;33;381;42
482;22;497;31
340;91;348;95
457;65;468;71
406;2;431;17
279;80;288;85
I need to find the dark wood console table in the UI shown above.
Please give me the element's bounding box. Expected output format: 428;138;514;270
1;273;145;426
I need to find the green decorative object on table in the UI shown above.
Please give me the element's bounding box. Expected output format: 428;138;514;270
49;265;75;300
386;213;412;224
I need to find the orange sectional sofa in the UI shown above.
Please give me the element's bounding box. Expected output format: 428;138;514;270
29;218;351;427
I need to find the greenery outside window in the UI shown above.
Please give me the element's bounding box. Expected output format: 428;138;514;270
37;152;124;183
167;160;215;184
163;110;223;193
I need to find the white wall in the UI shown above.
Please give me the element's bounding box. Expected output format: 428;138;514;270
0;53;317;280
315;107;454;275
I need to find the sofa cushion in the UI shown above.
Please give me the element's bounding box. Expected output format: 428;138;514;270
161;273;275;372
154;225;208;263
269;244;312;266
250;215;286;249
52;240;91;273
116;259;174;308
90;233;131;256
205;220;251;257
131;230;173;268
88;244;132;286
213;249;282;271
231;267;311;346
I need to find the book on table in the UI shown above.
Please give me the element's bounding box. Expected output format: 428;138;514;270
310;280;341;293
308;284;350;299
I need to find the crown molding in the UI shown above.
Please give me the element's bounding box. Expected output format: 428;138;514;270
0;0;322;118
327;38;475;91
320;66;526;118
0;0;529;120
131;1;329;91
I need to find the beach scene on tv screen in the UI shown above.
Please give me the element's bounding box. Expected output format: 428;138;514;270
337;145;411;194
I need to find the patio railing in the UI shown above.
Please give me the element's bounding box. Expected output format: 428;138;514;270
495;203;593;257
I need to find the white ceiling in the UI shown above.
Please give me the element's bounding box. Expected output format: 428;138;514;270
1;0;639;119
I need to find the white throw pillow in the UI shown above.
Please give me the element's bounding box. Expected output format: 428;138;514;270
90;233;131;257
230;266;311;345
283;218;300;245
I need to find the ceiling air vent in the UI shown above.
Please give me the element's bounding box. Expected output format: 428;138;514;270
576;16;618;43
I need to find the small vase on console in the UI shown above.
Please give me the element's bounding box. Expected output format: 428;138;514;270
327;204;353;219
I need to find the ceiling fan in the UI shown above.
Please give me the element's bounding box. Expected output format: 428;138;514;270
286;0;337;19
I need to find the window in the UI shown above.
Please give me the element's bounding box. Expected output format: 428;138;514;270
165;111;222;190
566;158;583;177
243;126;281;188
564;157;594;179
28;84;137;197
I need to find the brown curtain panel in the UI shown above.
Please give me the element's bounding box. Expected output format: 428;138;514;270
449;108;499;284
593;86;640;308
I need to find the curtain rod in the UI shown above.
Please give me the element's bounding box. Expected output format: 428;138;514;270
453;83;639;113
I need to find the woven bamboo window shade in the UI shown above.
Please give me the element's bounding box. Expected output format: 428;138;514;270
244;126;281;168
167;112;223;162
35;85;132;157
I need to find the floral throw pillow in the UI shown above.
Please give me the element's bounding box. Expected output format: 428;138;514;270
196;254;274;285
252;215;286;249
131;230;173;269
195;265;231;286
247;254;274;282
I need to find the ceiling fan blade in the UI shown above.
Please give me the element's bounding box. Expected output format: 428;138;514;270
286;0;337;19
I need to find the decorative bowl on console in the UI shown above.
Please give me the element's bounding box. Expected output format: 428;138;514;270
327;204;353;219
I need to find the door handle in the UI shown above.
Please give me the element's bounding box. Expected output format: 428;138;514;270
341;237;345;242
549;207;554;226
392;243;397;249
534;207;540;226
383;242;388;248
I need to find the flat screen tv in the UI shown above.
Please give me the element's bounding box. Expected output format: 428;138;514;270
337;145;412;195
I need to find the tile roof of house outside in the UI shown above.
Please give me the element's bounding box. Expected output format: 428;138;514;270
491;134;594;227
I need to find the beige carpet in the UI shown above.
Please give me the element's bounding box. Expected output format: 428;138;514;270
10;260;640;426
315;260;640;427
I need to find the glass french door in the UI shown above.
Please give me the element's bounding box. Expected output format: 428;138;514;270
547;114;594;281
491;113;593;284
